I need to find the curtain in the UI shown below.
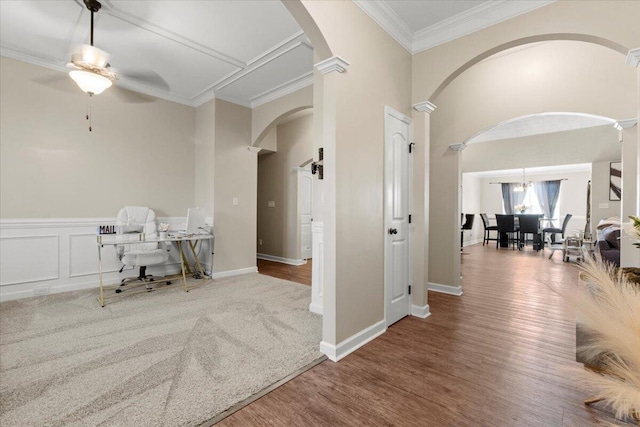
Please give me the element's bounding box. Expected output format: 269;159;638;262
501;183;526;215
534;180;561;227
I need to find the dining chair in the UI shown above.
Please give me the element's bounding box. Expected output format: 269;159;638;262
480;213;498;246
517;214;543;251
460;214;475;251
495;214;519;250
543;214;572;247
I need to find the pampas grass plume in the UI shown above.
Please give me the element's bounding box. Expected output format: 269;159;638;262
573;257;640;421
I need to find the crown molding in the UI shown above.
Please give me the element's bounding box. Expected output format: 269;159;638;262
250;72;313;108
213;92;252;108
626;48;640;67
352;0;413;53
413;1;555;53
315;56;350;74
614;118;638;131
247;146;262;153
413;101;437;113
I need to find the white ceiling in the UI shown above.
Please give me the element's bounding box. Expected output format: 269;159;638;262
0;0;557;108
465;113;617;145
0;0;311;108
354;0;555;53
467;163;592;179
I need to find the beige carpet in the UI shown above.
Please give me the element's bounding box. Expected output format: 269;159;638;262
0;274;322;426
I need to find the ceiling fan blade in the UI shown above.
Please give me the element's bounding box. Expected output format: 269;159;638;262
119;69;170;92
32;74;77;94
111;86;157;104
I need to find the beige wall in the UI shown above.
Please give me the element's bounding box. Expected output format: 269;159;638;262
257;114;313;260
213;99;257;273
424;38;637;287
252;86;313;147
462;125;621;174
195;99;215;217
302;0;413;341
412;1;640;103
0;57;195;218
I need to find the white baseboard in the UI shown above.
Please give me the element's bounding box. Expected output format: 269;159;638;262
428;282;463;296
411;304;431;318
320;319;386;362
257;253;307;266
463;239;482;247
211;267;258;279
309;302;323;315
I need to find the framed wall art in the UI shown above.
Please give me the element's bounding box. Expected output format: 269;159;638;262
609;161;622;201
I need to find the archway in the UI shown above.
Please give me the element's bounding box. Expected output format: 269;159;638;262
424;39;637;293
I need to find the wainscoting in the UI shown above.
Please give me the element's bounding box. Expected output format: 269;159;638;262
0;217;213;301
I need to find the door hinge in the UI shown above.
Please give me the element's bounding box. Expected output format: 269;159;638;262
408;285;412;295
408;214;412;224
409;142;415;153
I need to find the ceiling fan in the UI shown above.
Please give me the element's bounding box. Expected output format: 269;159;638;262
67;0;115;96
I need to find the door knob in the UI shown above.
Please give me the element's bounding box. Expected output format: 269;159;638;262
388;228;398;235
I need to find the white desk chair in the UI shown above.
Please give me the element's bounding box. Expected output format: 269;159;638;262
115;206;170;292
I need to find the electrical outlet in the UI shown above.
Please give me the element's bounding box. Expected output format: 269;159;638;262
268;201;275;208
34;285;50;296
259;239;263;245
233;197;239;206
598;203;609;209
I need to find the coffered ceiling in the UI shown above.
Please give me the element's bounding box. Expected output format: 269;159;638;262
1;0;556;108
0;0;311;108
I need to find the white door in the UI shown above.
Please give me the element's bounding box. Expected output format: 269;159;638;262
384;106;412;327
299;170;313;260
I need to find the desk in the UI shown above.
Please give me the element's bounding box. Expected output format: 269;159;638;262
97;232;214;307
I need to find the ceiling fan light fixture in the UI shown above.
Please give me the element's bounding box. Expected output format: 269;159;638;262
69;70;112;95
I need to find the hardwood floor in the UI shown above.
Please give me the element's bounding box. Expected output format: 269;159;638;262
221;245;625;426
257;258;312;286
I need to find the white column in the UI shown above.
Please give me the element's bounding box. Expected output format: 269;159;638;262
309;221;324;314
619;47;640;267
410;101;436;317
616;119;639;267
314;56;349;360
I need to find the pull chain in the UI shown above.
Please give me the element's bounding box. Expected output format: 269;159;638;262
86;94;93;132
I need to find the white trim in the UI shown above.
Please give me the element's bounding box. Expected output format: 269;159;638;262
411;304;431;319
250;72;313;108
0;234;60;286
614;118;638;131
626;48;640;67
214;92;252;108
0;216;190;229
257;253;307;266
211;266;258;279
449;143;467;152
462;239;483;247
428;282;463;296
320;320;386;362
315;56;350;74
309;302;323;315
352;0;413;53
215;40;306;91
247;146;262;153
413;101;437;113
411;1;555;53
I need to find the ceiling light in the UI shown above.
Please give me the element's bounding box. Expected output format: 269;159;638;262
69;70;112;95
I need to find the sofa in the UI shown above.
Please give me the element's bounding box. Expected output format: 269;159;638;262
596;226;620;267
